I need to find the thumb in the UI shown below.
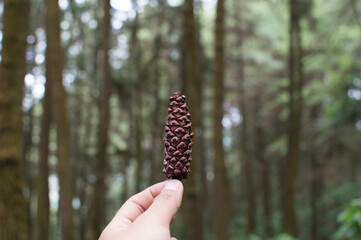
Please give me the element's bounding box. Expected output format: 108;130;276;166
141;180;183;226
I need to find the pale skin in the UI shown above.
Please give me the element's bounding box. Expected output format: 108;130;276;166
99;180;184;240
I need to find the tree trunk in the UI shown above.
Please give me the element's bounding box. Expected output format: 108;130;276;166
23;107;34;240
135;91;143;191
37;72;51;240
283;0;304;236
45;0;74;239
0;0;30;239
213;1;231;239
119;93;135;202
92;0;112;238
251;88;272;237
128;0;144;192
182;0;205;239
235;17;256;234
239;62;256;235
257;125;272;237
150;34;164;185
79;92;97;240
194;8;209;226
309;106;322;240
255;100;272;237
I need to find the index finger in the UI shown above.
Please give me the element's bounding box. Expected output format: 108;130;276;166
109;181;167;229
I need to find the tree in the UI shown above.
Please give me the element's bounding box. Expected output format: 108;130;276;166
92;0;112;238
308;106;323;240
238;46;256;235
37;68;51;240
182;0;204;239
0;0;30;239
254;92;272;237
213;0;232;239
150;0;166;185
127;0;144;193
45;0;74;239
234;1;256;233
283;0;304;236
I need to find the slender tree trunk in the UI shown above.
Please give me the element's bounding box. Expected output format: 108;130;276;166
182;0;205;239
121;152;130;203
308;106;322;240
45;0;74;239
79;95;96;240
310;132;317;240
92;0;112;238
120;95;135;201
213;1;231;239
129;0;144;192
23;107;34;240
135;91;143;191
150;34;164;184
238;22;256;234
0;0;30;239
251;87;272;237
237;32;256;235
37;73;51;240
194;10;208;225
78;171;88;240
257;125;272;236
283;0;304;236
149;0;167;186
255;95;272;237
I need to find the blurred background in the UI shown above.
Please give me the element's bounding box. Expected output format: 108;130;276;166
0;0;361;239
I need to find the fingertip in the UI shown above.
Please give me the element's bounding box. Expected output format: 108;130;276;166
139;180;183;226
163;179;182;192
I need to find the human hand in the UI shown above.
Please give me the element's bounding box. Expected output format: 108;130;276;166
99;180;184;240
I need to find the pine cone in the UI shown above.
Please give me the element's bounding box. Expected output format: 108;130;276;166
163;92;194;180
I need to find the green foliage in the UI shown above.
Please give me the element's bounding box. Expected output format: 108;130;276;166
333;198;361;240
248;234;262;240
271;233;298;240
267;136;287;156
231;233;298;240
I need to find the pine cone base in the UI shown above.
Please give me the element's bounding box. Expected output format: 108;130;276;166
163;92;193;180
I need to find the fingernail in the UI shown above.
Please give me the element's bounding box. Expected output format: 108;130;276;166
163;180;180;191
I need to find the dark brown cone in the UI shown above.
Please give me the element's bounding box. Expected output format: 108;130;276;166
163;92;193;180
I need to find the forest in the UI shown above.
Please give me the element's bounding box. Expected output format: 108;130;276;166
0;0;361;239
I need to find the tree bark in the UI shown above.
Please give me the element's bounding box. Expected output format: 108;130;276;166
23;107;34;240
37;71;51;240
283;0;304;236
92;0;112;238
150;34;164;184
134;91;143;191
308;106;322;240
129;0;144;192
213;1;232;239
239;59;256;235
120;95;135;202
235;14;256;233
255;96;272;237
182;0;205;239
45;0;74;239
0;0;30;239
257;125;272;237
